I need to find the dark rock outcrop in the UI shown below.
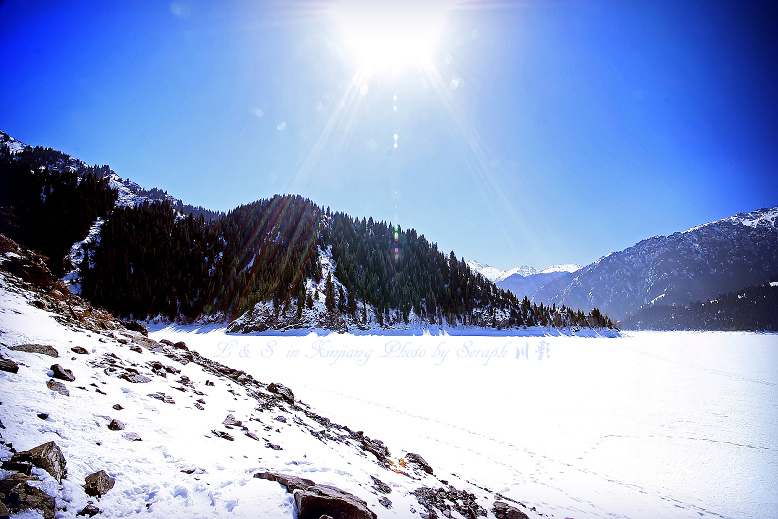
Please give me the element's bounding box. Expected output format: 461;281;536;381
492;501;530;519
83;470;115;498
122;320;148;336
0;357;19;374
413;485;487;519
254;472;377;519
11;441;67;482
406;452;433;475
0;473;56;519
8;343;59;357
267;382;294;404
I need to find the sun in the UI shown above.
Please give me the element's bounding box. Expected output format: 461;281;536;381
329;0;451;75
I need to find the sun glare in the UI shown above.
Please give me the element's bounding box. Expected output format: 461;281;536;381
330;0;450;74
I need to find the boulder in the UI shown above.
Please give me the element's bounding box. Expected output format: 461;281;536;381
267;382;295;404
77;503;102;517
0;357;19;374
211;430;234;441
83;470;115;497
50;364;75;381
254;472;377;519
173;341;188;351
108;419;125;431
0;473;56;519
223;414;242;427
123;432;142;441
71;346;89;355
122;320;148;336
46;379;70;396
9;343;59;357
406;452;434;475
11;441;67;482
159;339;175;347
120;373;151;383
492;501;530;519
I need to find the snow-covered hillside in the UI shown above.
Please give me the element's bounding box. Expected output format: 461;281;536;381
533;205;778;320
0;238;545;519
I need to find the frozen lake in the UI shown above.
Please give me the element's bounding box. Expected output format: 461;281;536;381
150;328;778;519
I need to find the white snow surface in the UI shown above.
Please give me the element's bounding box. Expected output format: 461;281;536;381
538;264;582;274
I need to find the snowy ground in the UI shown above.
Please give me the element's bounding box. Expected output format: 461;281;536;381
1;270;776;518
148;327;778;519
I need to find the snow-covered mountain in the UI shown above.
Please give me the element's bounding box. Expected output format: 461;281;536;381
533;206;778;320
467;261;582;299
0;130;219;216
466;261;580;283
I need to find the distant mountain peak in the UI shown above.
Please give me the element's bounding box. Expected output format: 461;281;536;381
539;264;582;274
467;261;581;282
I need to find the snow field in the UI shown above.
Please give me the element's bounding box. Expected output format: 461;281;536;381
151;327;778;519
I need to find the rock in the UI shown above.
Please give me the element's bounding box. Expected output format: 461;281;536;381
370;475;391;494
123;320;148;336
77;503;102;517
378;496;392;509
11;441;67;482
245;431;260;441
0;357;19;374
406;452;434;475
8;343;59;357
274;415;287;423
267;382;295;404
194;403;204;410
83;470;115;497
108;419;125;431
266;441;282;450
37;413;48;420
71;346;89;355
50;364;75;381
112;404;123;411
173;341;188;350
492;501;529;519
159;339;175;347
129;345;142;353
120;373;151;383
0;472;56;519
46;379;70;396
254;472;377;519
223;414;242;427
123;432;142;441
361;436;389;463
1;460;32;474
147;392;175;404
205;380;214;386
211;430;234;441
31;299;47;309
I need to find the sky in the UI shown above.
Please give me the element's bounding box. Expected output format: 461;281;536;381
1;0;777;270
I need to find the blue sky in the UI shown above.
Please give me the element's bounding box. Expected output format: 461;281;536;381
1;1;776;270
